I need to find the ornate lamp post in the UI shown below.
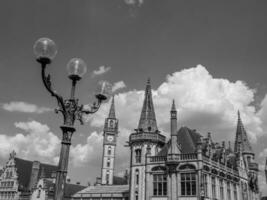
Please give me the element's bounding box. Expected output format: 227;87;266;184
33;38;110;200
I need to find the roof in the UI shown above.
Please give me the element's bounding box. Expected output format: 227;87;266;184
234;111;253;154
113;176;127;185
157;127;201;156
73;185;129;198
64;183;86;197
14;157;57;191
137;79;158;132
37;178;86;198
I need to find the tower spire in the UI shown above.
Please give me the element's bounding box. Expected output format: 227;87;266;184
108;96;116;119
234;111;253;154
138;79;158;132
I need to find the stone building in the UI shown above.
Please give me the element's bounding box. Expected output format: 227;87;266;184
74;79;260;200
0;151;57;200
31;178;85;200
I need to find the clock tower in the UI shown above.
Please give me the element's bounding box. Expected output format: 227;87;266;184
101;96;118;185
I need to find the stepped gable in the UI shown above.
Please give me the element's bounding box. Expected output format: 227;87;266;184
234;111;253;154
137;79;158;132
14;158;57;191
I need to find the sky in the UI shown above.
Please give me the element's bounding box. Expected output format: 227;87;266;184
0;0;267;195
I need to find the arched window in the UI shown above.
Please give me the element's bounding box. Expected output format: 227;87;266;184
211;176;216;199
227;181;231;200
135;169;139;185
135;191;138;200
135;149;141;163
108;146;112;155
106;172;110;184
107;159;111;168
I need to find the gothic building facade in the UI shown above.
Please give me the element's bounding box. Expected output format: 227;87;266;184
74;79;260;200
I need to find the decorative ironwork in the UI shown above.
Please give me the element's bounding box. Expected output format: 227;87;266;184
40;62;104;126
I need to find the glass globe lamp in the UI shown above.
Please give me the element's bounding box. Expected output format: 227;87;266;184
67;58;87;81
95;81;112;101
33;38;57;63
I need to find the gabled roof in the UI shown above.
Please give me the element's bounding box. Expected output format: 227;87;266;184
15;158;34;191
137;79;158;132
14;157;57;191
36;178;86;198
234;111;253;154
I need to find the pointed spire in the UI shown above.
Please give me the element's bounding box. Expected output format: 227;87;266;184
171;99;176;111
234;111;253;154
138;79;158;132
108;96;116;119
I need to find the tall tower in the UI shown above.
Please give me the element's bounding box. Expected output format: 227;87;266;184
234;111;259;196
129;79;166;200
101;96;118;185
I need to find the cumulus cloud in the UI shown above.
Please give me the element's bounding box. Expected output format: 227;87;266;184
92;66;111;77
89;65;264;143
0;121;60;164
112;81;126;92
124;0;144;6
2;101;52;114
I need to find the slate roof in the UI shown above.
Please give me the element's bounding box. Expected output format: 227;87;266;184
234;111;253;154
73;185;129;198
14;158;57;191
113;176;127;185
137;79;158;132
157;126;201;156
38;179;86;198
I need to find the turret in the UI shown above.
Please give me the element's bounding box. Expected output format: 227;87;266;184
129;79;166;200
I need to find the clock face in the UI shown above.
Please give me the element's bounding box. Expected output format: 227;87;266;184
107;135;114;142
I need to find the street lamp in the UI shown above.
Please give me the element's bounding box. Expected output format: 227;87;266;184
33;37;110;200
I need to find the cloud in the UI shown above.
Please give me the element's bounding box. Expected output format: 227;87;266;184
112;81;126;92
0;121;60;165
92;66;111;77
2;101;52;114
124;0;144;6
89;65;264;142
259;148;267;158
